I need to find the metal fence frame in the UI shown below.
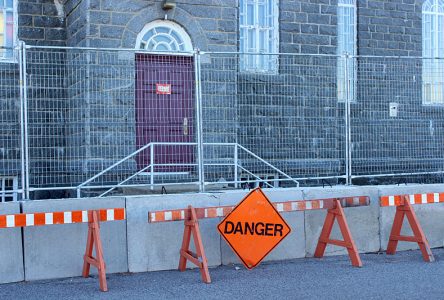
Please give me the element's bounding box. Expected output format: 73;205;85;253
2;42;444;200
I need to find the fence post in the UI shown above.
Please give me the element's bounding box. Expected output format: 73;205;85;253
194;49;205;192
18;41;26;200
19;41;30;200
344;53;352;185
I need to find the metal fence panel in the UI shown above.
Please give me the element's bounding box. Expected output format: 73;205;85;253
25;48;199;197
351;56;444;182
3;44;444;199
0;47;22;201
200;53;346;188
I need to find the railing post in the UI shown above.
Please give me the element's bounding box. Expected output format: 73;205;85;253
234;144;238;188
194;49;205;192
150;145;154;191
344;53;352;185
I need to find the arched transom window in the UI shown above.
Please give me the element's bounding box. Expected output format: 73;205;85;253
137;20;193;52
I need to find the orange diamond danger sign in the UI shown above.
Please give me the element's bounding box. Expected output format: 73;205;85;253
218;188;291;269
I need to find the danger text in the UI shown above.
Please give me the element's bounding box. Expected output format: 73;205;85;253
223;221;283;236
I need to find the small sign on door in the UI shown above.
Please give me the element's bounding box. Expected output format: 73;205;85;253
156;83;172;95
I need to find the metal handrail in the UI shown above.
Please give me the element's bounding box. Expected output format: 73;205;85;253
76;142;154;197
236;144;300;187
76;142;300;197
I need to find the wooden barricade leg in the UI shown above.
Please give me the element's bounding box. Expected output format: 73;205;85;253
82;210;108;292
386;195;434;262
314;200;362;267
178;205;211;283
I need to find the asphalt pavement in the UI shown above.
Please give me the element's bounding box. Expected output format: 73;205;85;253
2;248;444;299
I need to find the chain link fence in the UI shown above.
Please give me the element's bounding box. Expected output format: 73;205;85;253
1;44;444;199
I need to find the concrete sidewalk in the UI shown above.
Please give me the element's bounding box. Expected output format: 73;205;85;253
1;248;444;299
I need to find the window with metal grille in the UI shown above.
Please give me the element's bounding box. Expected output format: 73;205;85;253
423;0;444;105
239;0;279;73
1;176;17;202
0;0;15;60
337;0;356;102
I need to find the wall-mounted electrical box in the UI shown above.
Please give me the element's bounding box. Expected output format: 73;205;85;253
389;102;398;117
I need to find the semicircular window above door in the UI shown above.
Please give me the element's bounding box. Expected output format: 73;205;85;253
137;20;193;52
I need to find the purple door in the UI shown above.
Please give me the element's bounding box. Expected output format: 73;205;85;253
135;54;195;172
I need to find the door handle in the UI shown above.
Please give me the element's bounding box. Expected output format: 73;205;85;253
183;117;188;136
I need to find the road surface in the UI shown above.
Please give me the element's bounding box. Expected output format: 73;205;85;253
1;248;444;299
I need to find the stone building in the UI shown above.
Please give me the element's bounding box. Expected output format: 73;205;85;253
1;0;443;199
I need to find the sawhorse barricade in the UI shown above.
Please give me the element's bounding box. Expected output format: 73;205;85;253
148;193;370;283
380;193;442;262
0;208;125;292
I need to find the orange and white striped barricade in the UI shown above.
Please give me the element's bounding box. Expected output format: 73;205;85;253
380;193;443;262
148;188;370;283
0;207;125;292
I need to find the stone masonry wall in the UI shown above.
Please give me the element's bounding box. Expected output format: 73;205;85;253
18;0;66;46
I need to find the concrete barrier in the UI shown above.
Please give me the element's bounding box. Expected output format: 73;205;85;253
22;197;127;281
304;186;381;257
126;193;221;272
3;183;444;284
0;202;24;284
378;184;444;252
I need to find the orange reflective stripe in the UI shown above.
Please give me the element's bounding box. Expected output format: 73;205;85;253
34;213;46;226
114;208;125;220
414;194;422;205
297;201;306;210
99;210;107;222
172;210;182;221
53;212;65;224
380;196;389;207
14;214;26;227
312;200;321;210
283;202;292;212
206;208;218;218
0;215;5;228
427;193;435;204
72;211;83;223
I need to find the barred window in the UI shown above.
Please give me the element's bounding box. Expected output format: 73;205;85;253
0;0;15;60
423;0;444;104
239;0;279;73
337;0;356;102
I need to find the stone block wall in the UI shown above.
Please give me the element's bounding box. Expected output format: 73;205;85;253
18;0;66;46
